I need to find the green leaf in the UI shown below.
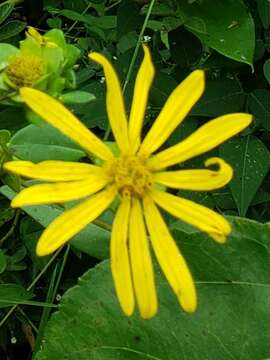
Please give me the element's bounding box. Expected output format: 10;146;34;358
219;136;270;216
263;59;270;84
35;217;270;360
192;78;245;117
169;26;202;68
257;0;270;29
0;20;26;41
9;124;85;162
60;91;96;104
0;129;10;145
0;186;110;260
0;284;32;308
0;250;6;274
150;72;178;107
0;43;19;66
248;89;270;130
72;82;108;130
117;1;142;39
176;0;255;67
0;2;13;24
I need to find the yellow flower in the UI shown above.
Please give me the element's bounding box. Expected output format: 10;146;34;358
4;46;252;319
6;54;46;88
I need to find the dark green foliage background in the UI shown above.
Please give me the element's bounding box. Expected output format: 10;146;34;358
0;0;270;359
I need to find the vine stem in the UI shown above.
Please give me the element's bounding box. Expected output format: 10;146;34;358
103;0;156;141
122;0;156;93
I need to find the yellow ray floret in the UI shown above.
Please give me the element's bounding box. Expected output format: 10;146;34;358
20;88;113;161
88;52;130;153
143;195;197;312
129;198;157;319
128;45;155;154
4;160;105;182
111;197;134;316
36;187;117;256
4;45;253;319
147;113;252;170
154;157;233;191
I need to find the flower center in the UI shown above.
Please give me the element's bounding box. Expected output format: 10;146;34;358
106;155;153;198
6;54;46;88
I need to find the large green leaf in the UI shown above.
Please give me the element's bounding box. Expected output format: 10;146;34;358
9;124;85;162
35;217;270;360
176;0;255;67
219;136;270;216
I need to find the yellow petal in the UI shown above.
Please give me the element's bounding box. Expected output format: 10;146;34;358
26;26;43;43
139;70;205;157
143;195;196;312
147;113;253;171
11;176;108;207
111;197;134;316
20;88;113;161
36;186;117;256
154;157;233;191
151;190;231;243
4;160;104;182
88;52;130;153
129;197;157;318
129;45;155;154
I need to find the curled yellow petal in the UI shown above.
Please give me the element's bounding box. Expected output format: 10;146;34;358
20;88;113;161
147;113;253;171
129;45;155;154
151;190;231;243
89;52;130;153
36;186;117;256
4;160;104;182
129;197;157;319
143;195;197;312
139;70;205;157
11;176;108;207
154;157;233;191
111;197;134;316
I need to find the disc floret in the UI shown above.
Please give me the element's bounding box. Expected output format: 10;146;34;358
6;54;45;88
106;155;153;198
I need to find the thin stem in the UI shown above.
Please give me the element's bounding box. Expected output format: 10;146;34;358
64;3;92;36
17;308;38;333
0;247;62;328
32;264;59;358
0;209;21;247
0;299;58;308
105;0;122;12
122;0;156;93
51;245;70;301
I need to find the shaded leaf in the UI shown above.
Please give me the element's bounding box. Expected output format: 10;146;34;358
177;0;255;67
248;89;270;130
0;20;26;41
0;284;32;308
220;136;270;216
192;78;245;117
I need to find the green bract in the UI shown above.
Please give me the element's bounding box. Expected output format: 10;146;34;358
0;27;80;103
